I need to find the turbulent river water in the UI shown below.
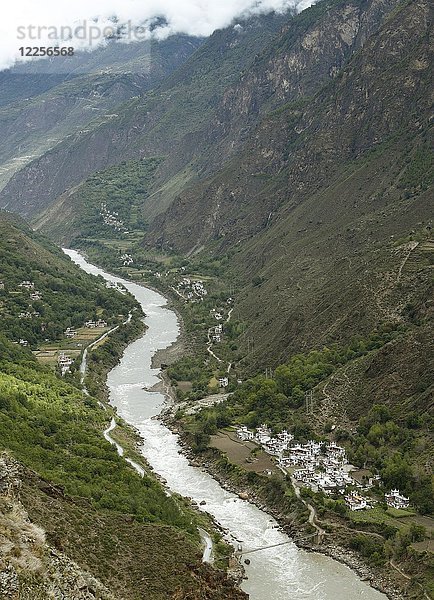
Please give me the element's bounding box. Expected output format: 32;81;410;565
64;249;386;600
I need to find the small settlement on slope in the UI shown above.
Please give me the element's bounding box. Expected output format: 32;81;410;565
237;425;410;512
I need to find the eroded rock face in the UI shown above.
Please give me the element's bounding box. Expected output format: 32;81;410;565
212;0;403;154
0;453;115;600
0;453;21;497
0;565;19;599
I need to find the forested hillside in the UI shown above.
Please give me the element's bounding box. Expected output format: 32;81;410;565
0;215;136;345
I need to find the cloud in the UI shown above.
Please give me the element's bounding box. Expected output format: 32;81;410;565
0;0;315;70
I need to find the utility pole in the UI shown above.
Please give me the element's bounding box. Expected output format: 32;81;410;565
305;390;314;416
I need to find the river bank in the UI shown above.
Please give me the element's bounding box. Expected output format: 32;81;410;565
67;249;395;600
100;299;405;598
157;374;414;600
161;414;408;600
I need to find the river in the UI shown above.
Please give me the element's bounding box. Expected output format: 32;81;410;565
64;249;386;600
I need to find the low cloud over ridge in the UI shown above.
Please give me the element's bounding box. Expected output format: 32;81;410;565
1;0;315;70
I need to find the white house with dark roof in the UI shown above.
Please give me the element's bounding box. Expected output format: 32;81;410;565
385;489;409;509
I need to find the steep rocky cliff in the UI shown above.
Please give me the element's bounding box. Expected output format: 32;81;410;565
206;0;404;164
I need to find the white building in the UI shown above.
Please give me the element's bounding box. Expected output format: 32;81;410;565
385;489;409;509
256;424;272;446
237;426;254;442
345;491;370;511
58;353;73;376
219;377;229;388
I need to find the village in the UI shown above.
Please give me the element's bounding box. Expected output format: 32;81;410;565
56;318;109;375
236;424;410;513
165;275;209;303
100;202;129;234
8;280;111;357
26;319;110;376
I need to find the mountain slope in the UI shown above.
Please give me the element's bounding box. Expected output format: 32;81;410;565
144;0;433;364
0;12;290;219
0;36;202;191
1;2;394;222
27;0;404;242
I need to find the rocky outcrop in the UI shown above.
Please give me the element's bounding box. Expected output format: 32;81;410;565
0;453;115;600
209;0;403;158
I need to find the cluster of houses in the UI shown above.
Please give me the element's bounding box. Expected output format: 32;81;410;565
175;277;208;302
13;282;43;317
211;324;223;343
58;353;73;375
236;424;411;512
100;202;128;233
84;319;107;329
64;327;77;338
17;283;42;318
285;441;360;498
219;377;229;388
16;280;41;299
120;253;133;266
237;424;294;456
